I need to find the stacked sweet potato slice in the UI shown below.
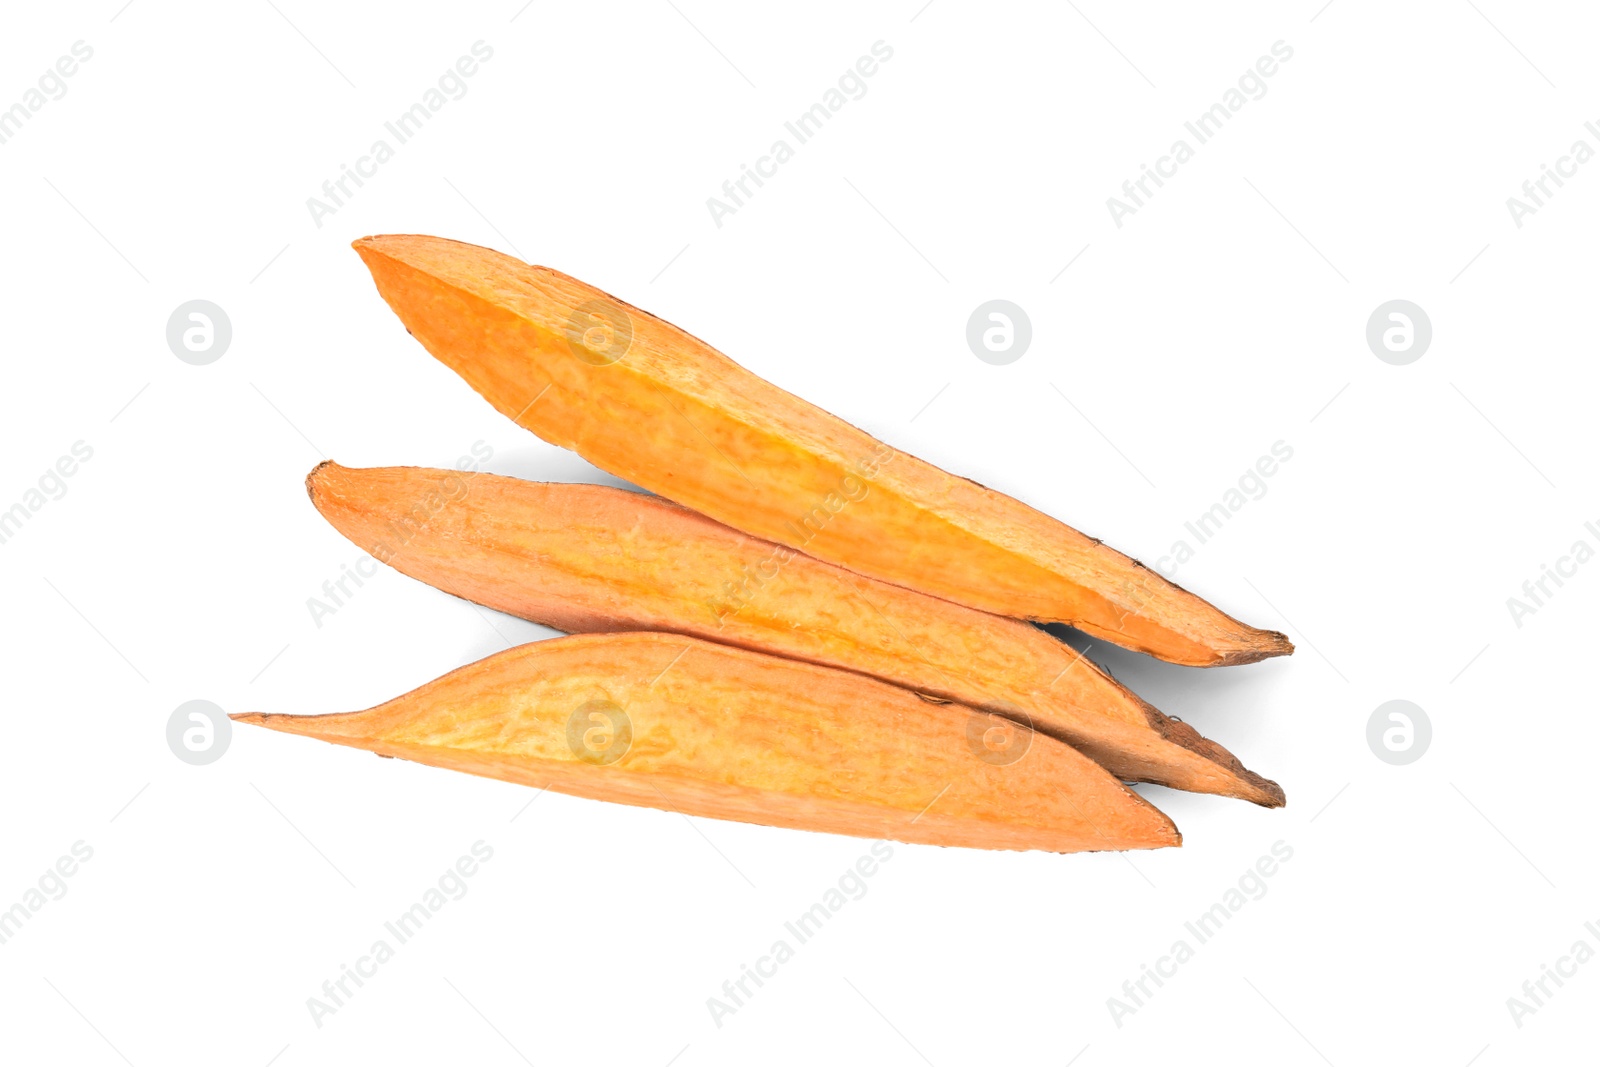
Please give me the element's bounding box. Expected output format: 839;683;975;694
238;235;1291;853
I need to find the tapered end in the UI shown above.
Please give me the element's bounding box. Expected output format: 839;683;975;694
1156;718;1286;807
229;710;369;741
1229;768;1286;808
352;233;510;272
231;711;322;734
1256;779;1287;808
1215;629;1295;666
305;459;337;504
351;235;404;257
351;235;403;281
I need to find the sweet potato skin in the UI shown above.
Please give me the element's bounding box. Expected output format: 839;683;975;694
308;462;1283;807
352;235;1291;667
234;633;1181;853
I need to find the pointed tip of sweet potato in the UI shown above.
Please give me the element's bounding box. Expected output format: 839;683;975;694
351;235;387;264
306;458;369;508
1251;778;1287;809
1214;629;1295;666
231;711;314;732
353;234;426;248
230;710;367;742
305;459;337;503
352;234;567;310
352;234;413;255
1140;803;1183;850
1224;766;1286;809
353;233;513;270
351;234;401;273
1142;707;1287;808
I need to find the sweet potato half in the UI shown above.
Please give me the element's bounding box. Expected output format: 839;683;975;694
307;462;1283;807
233;633;1180;853
352;234;1291;668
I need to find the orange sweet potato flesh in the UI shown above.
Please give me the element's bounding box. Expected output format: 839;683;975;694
308;462;1284;807
352;235;1292;668
233;632;1180;853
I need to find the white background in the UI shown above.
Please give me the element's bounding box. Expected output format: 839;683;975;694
1;1;1595;1063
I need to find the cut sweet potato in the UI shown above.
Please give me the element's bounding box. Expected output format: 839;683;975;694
233;632;1180;853
352;234;1292;668
307;462;1284;807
